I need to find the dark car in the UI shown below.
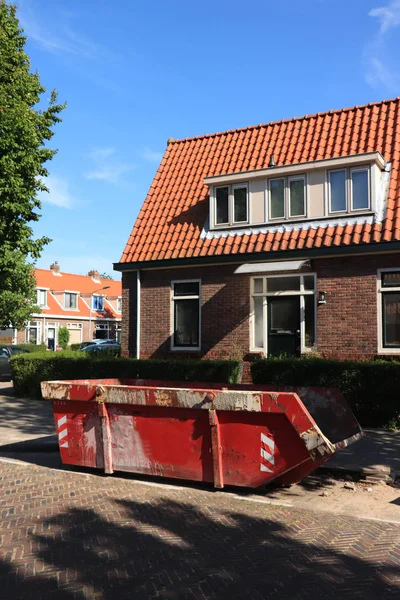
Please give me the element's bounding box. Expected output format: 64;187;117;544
78;339;119;350
79;343;121;356
0;345;30;380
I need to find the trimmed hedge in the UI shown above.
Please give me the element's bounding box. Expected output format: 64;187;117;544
20;343;47;353
10;352;241;399
251;356;400;429
70;343;81;351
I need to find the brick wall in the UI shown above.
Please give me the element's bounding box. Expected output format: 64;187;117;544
121;252;400;361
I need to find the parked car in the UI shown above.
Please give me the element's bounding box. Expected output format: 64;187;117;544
79;343;121;356
0;345;30;381
78;339;119;350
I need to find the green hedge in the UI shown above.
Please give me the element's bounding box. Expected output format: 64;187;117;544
10;352;241;399
70;343;81;351
20;343;47;353
251;356;400;429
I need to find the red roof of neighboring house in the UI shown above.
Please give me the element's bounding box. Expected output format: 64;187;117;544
34;269;122;319
119;97;400;265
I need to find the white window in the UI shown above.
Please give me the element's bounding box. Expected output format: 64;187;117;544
26;321;41;344
378;270;400;352
92;295;104;311
328;167;370;214
117;297;122;313
171;280;201;350
214;184;248;226
251;274;316;355
351;168;369;210
65;292;77;309
116;325;121;344
95;323;109;340
36;290;47;307
268;176;306;221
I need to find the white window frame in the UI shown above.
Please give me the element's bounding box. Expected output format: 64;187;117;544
214;185;230;225
268;177;285;221
232;183;249;224
377;268;400;354
171;279;201;351
267;175;308;222
64;292;78;310
212;184;249;228
328;168;347;214
36;289;47;307
26;321;42;345
116;297;122;313
250;273;317;355
327;166;371;215
92;295;105;311
350;167;370;212
288;175;307;218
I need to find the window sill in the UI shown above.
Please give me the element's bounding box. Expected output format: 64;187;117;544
171;347;201;352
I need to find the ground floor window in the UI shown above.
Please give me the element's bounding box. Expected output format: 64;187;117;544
26;321;41;344
95;323;109;339
116;325;121;344
171;280;201;350
378;270;400;350
251;274;316;356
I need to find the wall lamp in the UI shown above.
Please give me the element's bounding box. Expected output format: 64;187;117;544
318;291;327;305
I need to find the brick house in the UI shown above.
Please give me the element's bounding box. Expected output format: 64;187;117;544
114;98;400;361
12;264;122;349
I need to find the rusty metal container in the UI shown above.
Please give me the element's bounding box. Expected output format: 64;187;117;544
41;379;363;488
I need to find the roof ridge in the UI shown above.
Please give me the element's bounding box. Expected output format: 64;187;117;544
34;268;120;283
170;97;400;145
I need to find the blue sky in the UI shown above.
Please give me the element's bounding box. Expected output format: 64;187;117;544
15;0;400;278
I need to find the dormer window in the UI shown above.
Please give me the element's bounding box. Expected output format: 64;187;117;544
65;292;77;309
93;296;104;311
214;184;248;226
269;176;306;220
328;167;370;214
207;152;385;231
36;290;47;307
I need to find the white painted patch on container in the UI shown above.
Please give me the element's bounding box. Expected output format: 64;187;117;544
109;406;151;471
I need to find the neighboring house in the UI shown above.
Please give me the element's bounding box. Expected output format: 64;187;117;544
114;97;400;361
15;263;122;349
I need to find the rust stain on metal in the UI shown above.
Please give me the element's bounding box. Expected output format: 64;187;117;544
41;381;70;401
154;389;174;406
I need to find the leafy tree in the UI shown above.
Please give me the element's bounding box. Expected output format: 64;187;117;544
58;327;70;350
0;2;65;329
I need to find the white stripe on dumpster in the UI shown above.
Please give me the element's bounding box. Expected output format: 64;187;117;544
58;416;67;427
60;441;69;448
57;414;68;450
260;432;275;472
59;428;68;440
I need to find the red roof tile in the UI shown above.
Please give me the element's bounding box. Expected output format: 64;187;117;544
120;98;400;265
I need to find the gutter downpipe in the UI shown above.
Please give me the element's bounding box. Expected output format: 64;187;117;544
136;270;141;359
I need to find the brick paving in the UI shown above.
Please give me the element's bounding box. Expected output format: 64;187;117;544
0;461;399;600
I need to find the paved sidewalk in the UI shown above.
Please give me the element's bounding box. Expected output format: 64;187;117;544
322;428;400;482
0;382;55;448
0;460;399;599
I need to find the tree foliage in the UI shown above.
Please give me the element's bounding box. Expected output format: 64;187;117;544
0;2;65;328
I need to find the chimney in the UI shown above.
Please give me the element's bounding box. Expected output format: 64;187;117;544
50;261;61;275
88;269;100;282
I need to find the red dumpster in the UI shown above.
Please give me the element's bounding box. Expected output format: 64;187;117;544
41;379;364;489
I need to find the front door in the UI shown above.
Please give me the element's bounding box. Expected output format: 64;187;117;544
267;297;300;357
47;327;56;351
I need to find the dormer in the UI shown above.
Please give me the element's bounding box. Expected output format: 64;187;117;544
205;152;389;231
